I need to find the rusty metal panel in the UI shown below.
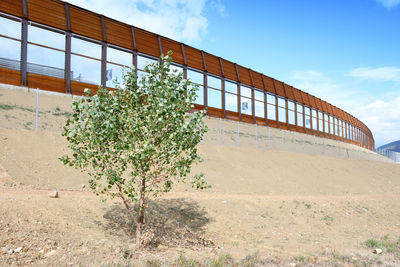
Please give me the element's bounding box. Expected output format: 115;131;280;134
301;91;310;106
160;37;184;65
184;45;204;71
237;65;251;86
27;73;65;93
105;18;133;50
220;59;237;81
0;0;23;17
204;52;221;76
285;84;295;101
293;88;303;104
27;0;67;30
135;28;160;57
69;6;102;40
308;95;318;109
251;70;264;90
274;80;286;97
0;67;21;86
263;75;275;94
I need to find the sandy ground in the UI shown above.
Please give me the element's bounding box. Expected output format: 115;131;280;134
1;85;400;266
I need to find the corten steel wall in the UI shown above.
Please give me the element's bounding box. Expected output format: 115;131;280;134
0;0;375;150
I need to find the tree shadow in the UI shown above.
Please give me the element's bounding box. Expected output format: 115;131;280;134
102;198;215;249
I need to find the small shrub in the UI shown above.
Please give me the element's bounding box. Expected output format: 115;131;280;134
146;258;160;267
175;253;202;267
209;254;235;267
240;252;260;267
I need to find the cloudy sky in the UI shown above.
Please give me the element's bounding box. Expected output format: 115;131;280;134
67;0;400;147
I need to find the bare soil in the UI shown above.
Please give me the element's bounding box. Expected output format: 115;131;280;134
1;86;400;266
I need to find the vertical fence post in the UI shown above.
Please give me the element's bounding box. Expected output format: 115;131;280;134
237;121;240;147
219;118;222;146
35;88;39;131
255;124;258;149
313;135;316;154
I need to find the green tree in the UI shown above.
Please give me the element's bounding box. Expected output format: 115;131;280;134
60;53;208;249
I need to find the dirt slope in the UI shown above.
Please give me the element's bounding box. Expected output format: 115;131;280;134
1;85;400;266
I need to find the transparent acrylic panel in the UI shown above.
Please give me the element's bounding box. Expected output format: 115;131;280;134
241;96;252;115
305;114;311;128
278;107;286;123
27;45;65;78
267;93;276;105
225;80;237;94
71;37;101;59
319;119;323;132
207;88;221;109
169;64;183;75
305;106;310;116
312;117;317;130
325;120;329;133
255;100;264;117
106;63;127;88
0;37;21;70
278;97;286;108
137;55;157;71
107;47;132;66
297;112;303;127
28;25;64;49
71;54;101;84
187;69;203;85
194;84;204;105
330;122;334;135
288;109;295;125
254;90;264;101
267;104;276;120
318;111;323;120
240;85;252;98
296;103;303;113
207;75;221;89
288;100;295;111
0;17;21;39
225;92;237;112
312;109;317;118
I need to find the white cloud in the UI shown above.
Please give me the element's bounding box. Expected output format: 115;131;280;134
375;0;400;8
355;97;400;147
289;70;356;106
347;67;400;82
289;70;400;147
66;0;212;44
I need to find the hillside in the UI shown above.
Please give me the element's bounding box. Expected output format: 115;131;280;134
1;85;400;266
377;140;400;152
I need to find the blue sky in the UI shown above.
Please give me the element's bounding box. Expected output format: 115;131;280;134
68;0;400;147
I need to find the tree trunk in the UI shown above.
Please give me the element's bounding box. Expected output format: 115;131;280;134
136;177;146;250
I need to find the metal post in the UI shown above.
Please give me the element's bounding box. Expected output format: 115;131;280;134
237;121;240;147
313;135;316;154
21;18;28;86
219;118;222;146
65;32;72;94
35;88;39;131
255;124;258;149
